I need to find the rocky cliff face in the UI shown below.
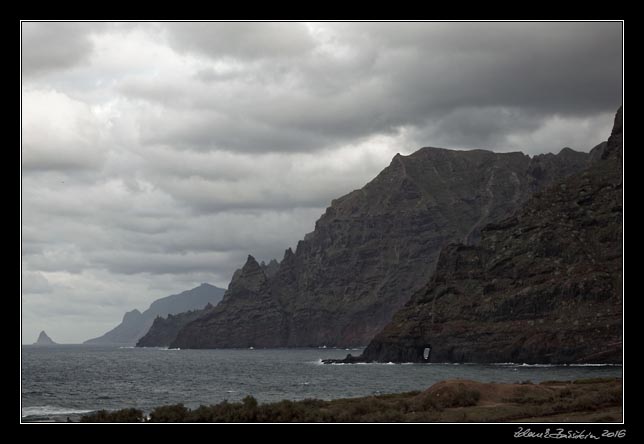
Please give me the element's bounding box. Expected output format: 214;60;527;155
354;107;622;364
85;283;225;345
172;256;289;348
172;143;597;349
136;304;215;347
34;330;56;345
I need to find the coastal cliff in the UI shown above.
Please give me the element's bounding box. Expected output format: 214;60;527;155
172;144;595;349
346;107;622;364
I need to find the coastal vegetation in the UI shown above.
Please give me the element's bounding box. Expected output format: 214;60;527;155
80;377;622;423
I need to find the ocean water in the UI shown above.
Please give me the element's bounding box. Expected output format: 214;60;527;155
21;345;622;421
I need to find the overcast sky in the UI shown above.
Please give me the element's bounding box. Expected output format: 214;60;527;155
21;21;622;343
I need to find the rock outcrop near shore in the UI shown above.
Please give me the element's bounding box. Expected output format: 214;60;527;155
34;330;56;345
348;107;622;364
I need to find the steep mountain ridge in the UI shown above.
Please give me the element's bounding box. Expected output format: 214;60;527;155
347;107;622;364
172;144;596;349
136;303;215;347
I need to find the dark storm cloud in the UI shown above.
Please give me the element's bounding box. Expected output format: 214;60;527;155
404;107;544;150
346;22;622;144
21;22;95;76
115;22;622;154
375;23;622;119
407;107;617;153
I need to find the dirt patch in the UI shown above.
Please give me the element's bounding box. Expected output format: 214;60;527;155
417;379;560;406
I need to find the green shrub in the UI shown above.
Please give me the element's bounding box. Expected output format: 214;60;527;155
242;395;258;409
80;408;144;423
185;405;215;422
437;387;481;408
451;388;481;407
149;404;189;422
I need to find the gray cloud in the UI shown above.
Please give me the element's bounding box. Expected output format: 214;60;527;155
20;22;622;343
22;89;108;171
164;22;315;60
22;271;52;294
21;22;95;77
403;107;616;153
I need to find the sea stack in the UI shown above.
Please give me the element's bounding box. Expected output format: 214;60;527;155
34;330;57;345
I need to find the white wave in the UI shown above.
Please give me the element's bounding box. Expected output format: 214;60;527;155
520;364;557;367
493;362;621;367
118;346;135;349
325;361;410;366
568;363;622;367
22;406;94;418
491;362;559;367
